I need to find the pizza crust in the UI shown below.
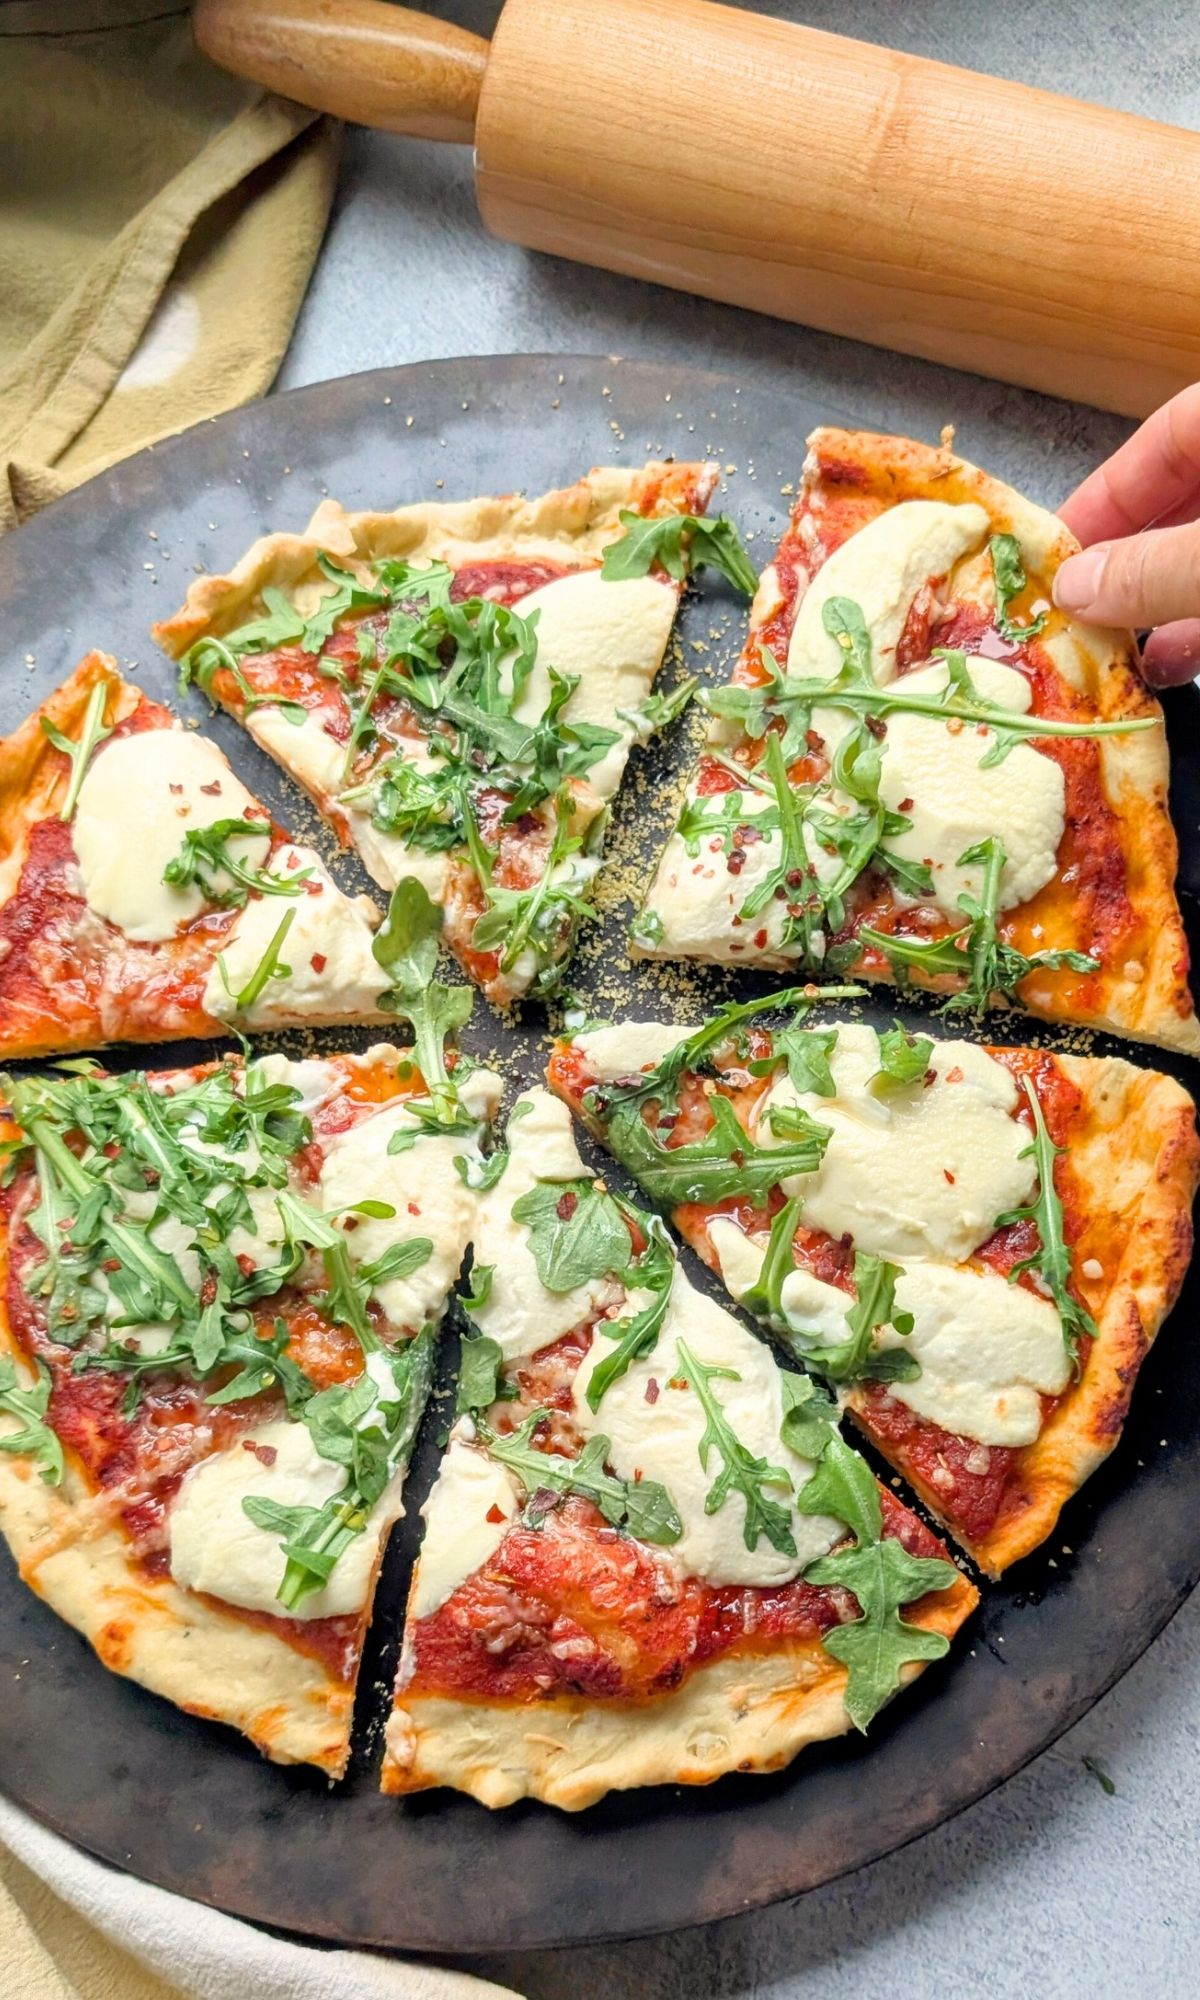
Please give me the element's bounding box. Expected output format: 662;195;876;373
846;1053;1199;1576
152;463;717;660
380;1569;976;1810
0;653;133;912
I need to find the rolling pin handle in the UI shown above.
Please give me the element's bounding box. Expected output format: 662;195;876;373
192;0;487;144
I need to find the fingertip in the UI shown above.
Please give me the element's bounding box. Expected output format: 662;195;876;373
1052;545;1109;616
1139;620;1200;688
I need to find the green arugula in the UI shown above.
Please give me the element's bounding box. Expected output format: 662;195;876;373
741;1199;918;1386
605;1089;830;1208
509;1178;632;1293
872;1021;934;1089
455;1330;508;1415
221;906;297;1014
370;879;473;1117
860;836;1097;1014
40;681;113;822
480;1410;682;1545
162;818;311;908
469;790;600;995
675;1340;796;1556
990;533;1049;644
749;1022;839;1098
0;1357;65;1484
584;1213;676;1411
600;512;758;596
796;1425;959;1730
993;1077;1097;1365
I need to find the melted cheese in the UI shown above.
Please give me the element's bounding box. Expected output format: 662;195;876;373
469;1089;620;1366
73;729;265;942
706;1218;853;1346
572;1271;842;1586
874;659;1065;915
349;813;451;903
574;1020;692;1081
786;501;989;685
169;1417;396;1619
879;1262;1070;1446
204;847;389;1025
247;705;344;803
409;1430;520;1620
641;817;793;960
757;1024;1036;1263
508;570;678;799
317;1075;501;1330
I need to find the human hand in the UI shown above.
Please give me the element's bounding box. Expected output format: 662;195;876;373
1055;385;1200;687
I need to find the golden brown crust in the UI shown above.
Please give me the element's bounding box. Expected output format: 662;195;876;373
807;427;1200;1057
152;462;717;659
380;1572;977;1809
883;1054;1198;1577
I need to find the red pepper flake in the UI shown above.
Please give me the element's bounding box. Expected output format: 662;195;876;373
343;1215;359;1232
310;952;327;972
408;1201;420;1216
485;1503;506;1524
943;1169;956;1184
805;729;824;753
243;1441;278;1467
898;796;914;812
668;1374;689;1391
199;780;222;796
304;879;324;895
727;851;745;875
753;927;768;949
645;1378;660;1404
556;1191;578;1221
168;783;183;796
945;1065;964;1083
285;850;302;871
865;714;887;740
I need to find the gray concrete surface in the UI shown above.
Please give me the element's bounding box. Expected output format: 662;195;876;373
277;3;1200;1992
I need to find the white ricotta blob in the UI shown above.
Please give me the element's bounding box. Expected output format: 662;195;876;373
878;1261;1070;1446
73;729;265;942
469;1089;621;1367
508;570;678;799
786;500;990;685
247;705;344;803
572;1271;843;1586
707;1217;852;1346
574;1020;693;1082
641;815;793;960
758;1024;1036;1262
203;847;389;1026
409;1432;520;1620
874;659;1066;916
169;1417;394;1619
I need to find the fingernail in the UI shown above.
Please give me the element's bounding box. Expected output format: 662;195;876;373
1053;544;1109;614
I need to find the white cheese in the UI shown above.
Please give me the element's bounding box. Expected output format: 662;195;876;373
874;659;1065;915
73;728;265;943
707;1217;853;1346
203;847;389;1026
247;1052;342;1116
247;705;344;803
574;1020;692;1081
348;811;452;904
507;570;678;800
168;1417;396;1619
758;1024;1036;1263
877;1261;1070;1446
786;500;989;686
409;1432;520;1620
317;1081;498;1330
469;1089;621;1367
572;1271;843;1586
642;815;794;960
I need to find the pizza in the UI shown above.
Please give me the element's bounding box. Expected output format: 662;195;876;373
0;1040;500;1773
631;427;1200;1056
547;998;1199;1575
0;653;397;1060
152;461;746;1009
381;1088;977;1809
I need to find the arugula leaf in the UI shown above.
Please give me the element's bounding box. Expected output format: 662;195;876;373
584;1213;676;1410
41;681;113;822
509;1178;632;1293
600;512;758;596
796;1426;959;1729
223;906;296;1013
617;676;698;740
778;1370;840;1462
454;1147;508;1191
470;790;599;996
455;1330;508;1415
675;1340;796;1556
750;1023;839;1099
993;1077;1097;1364
990;533;1049;644
480;1410;682;1545
162;818;309;908
627;907;666;951
371;879;473;1113
740;1201;917;1387
873;1021;933;1088
606;1089;830;1207
0;1357;64;1484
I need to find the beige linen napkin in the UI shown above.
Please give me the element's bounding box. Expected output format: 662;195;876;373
0;0;340;532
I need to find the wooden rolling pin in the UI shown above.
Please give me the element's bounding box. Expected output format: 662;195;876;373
194;0;1200;417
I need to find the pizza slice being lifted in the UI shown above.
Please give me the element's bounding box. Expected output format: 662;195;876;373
0;1037;501;1773
0;653;396;1060
548;997;1199;1576
153;462;751;1009
633;426;1200;1055
382;1088;976;1810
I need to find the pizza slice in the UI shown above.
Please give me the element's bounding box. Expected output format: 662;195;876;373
381;1088;976;1809
0;653;397;1060
151;462;742;1009
633;425;1200;1055
0;1040;501;1773
548;998;1199;1575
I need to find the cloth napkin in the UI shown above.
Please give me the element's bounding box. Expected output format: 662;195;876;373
0;0;340;534
0;1796;522;1999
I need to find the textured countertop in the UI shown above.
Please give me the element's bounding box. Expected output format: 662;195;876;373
277;4;1200;1993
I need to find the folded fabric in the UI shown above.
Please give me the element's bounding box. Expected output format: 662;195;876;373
0;1796;522;2000
0;0;340;533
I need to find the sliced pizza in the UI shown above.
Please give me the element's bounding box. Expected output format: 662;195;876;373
381;1088;976;1809
152;462;747;1009
632;426;1200;1055
0;1041;500;1773
548;998;1199;1575
0;653;396;1060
